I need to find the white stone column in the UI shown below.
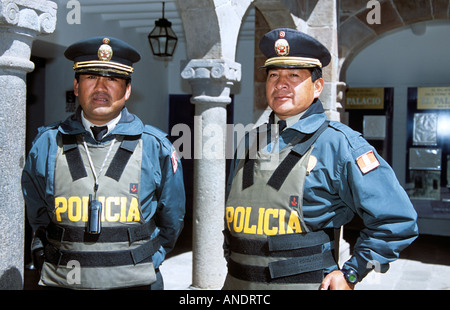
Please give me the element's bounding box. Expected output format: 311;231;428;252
0;0;56;289
305;0;351;263
303;0;340;121
181;59;241;289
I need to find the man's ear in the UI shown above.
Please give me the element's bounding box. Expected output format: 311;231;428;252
313;78;324;99
73;78;79;96
124;83;132;101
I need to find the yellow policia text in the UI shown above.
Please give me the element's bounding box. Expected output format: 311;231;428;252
225;206;302;236
54;196;140;223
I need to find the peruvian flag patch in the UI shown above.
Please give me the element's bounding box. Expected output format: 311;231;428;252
356;150;380;174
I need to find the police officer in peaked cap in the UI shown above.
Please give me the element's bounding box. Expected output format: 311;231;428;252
222;28;418;290
22;37;185;289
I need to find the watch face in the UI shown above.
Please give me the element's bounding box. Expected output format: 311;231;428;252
347;273;357;283
345;269;358;284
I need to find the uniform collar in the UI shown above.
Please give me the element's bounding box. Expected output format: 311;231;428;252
81;110;122;140
269;99;327;134
59;106;143;137
300;99;325;119
274;113;304;129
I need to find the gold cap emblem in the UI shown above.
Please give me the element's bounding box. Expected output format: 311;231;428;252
98;38;113;61
274;32;289;56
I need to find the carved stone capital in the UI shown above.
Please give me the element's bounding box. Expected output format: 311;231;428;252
0;0;57;34
181;59;241;82
0;0;57;73
181;59;241;104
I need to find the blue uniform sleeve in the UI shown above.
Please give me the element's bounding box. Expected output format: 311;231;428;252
21;127;59;232
140;127;185;267
338;133;418;280
155;140;186;254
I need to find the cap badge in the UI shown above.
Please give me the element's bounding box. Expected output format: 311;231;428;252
98;38;113;62
274;32;289;56
275;39;289;56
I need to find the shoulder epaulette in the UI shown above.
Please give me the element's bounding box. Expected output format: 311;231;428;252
328;121;364;150
142;124;169;141
33;121;61;143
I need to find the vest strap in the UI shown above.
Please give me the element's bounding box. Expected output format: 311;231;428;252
61;134;140;182
228;257;321;284
267;121;329;190
225;229;333;258
105;135;140;181
225;229;336;284
242;127;260;191
269;251;336;279
44;236;159;268
266;152;302;191
47;220;156;244
242;156;255;190
228;250;335;284
268;229;333;251
62;135;88;181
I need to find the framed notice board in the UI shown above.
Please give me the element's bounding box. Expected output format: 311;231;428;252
345;87;394;165
406;87;450;236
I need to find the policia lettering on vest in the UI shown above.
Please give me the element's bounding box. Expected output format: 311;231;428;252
22;37;185;290
54;195;141;224
222;29;418;290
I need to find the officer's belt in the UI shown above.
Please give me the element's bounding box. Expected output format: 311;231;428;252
47;220;156;244
242;120;329;191
44;236;159;268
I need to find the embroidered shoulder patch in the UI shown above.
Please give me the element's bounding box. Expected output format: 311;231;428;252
171;150;178;174
356;150;380;174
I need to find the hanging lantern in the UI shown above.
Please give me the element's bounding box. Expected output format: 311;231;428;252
148;2;178;57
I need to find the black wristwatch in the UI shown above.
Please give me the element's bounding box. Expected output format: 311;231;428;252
341;268;359;284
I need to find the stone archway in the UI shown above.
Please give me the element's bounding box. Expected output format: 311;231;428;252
338;0;450;81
